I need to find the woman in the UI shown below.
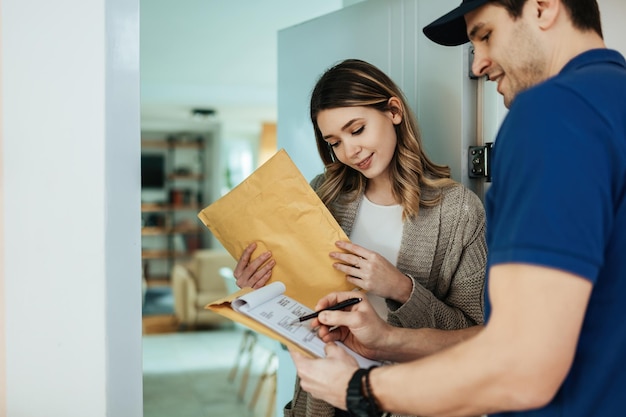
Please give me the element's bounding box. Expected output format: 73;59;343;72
234;59;487;417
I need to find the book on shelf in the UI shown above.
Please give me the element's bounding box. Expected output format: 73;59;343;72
207;281;379;367
197;148;359;310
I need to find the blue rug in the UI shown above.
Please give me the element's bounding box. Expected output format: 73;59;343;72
142;286;174;316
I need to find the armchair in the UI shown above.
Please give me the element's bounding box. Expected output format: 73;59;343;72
171;249;238;328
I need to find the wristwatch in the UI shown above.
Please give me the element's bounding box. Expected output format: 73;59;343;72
346;366;386;417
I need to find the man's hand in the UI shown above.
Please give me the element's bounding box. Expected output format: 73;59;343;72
289;343;359;410
311;291;392;361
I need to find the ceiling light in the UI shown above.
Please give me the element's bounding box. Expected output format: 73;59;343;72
191;108;216;118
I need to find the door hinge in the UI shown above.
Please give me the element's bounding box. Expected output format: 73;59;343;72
468;143;493;182
468;45;479;80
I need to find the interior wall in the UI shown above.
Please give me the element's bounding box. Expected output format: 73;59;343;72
0;0;142;415
600;0;626;56
276;1;473;410
0;0;6;413
278;0;477;189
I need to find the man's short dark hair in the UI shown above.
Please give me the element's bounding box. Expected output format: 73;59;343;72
491;0;603;38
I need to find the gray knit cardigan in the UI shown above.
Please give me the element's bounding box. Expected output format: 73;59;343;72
284;175;487;417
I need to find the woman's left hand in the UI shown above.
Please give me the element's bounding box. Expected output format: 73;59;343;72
331;241;413;303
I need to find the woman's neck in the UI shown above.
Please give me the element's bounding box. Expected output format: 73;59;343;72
365;176;398;206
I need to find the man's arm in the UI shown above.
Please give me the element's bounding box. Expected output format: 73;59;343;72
372;326;482;362
293;263;591;416
371;263;591;416
311;291;482;362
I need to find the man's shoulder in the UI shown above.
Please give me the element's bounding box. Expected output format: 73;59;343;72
516;49;626;109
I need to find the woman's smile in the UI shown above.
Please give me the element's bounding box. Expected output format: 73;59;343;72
356;153;373;170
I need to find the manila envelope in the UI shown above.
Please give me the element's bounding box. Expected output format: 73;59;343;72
198;148;357;309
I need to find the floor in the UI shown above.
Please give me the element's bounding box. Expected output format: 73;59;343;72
143;316;278;417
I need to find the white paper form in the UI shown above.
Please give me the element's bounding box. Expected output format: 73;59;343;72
232;281;380;368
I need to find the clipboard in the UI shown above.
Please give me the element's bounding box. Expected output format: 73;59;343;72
207;281;377;366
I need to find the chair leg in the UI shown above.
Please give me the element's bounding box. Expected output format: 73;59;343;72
237;331;257;401
249;351;278;416
265;375;277;417
228;329;255;383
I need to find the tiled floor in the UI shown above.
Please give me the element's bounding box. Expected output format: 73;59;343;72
143;326;277;417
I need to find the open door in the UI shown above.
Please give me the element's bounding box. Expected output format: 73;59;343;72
274;0;481;412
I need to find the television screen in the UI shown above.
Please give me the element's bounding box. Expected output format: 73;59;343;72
141;154;165;189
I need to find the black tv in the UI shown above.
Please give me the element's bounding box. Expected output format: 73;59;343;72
141;154;165;189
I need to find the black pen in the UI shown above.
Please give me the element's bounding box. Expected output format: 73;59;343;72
290;297;362;325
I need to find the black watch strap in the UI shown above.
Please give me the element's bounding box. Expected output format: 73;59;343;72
346;368;370;417
346;367;385;417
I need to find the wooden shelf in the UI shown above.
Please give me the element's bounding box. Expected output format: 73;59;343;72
171;225;204;234
142;226;204;236
142;250;193;260
141;132;208;282
145;277;170;285
142;140;205;149
168;173;204;181
142;249;169;259
142;203;200;212
142;227;168;236
141;203;167;212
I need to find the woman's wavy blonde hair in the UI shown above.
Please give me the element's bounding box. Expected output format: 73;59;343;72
310;59;456;220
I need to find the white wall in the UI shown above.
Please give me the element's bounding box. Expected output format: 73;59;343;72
276;0;474;412
278;0;476;188
0;0;142;415
600;0;626;56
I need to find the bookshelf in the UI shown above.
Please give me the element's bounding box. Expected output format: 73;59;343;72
141;133;210;282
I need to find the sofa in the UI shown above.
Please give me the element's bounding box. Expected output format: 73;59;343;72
171;249;238;328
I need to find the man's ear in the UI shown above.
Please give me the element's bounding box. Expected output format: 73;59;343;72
387;97;403;125
536;0;560;30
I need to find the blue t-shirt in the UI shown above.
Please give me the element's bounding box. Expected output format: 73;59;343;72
485;49;626;417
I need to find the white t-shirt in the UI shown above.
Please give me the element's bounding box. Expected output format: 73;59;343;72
350;197;403;320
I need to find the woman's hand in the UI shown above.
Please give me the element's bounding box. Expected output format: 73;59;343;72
331;241;412;303
232;242;275;289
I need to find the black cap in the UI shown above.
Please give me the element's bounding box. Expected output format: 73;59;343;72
423;0;490;46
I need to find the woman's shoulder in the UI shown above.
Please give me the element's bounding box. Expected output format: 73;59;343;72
439;183;485;215
309;173;326;190
437;184;486;244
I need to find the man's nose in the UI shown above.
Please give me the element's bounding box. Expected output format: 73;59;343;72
471;48;491;78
